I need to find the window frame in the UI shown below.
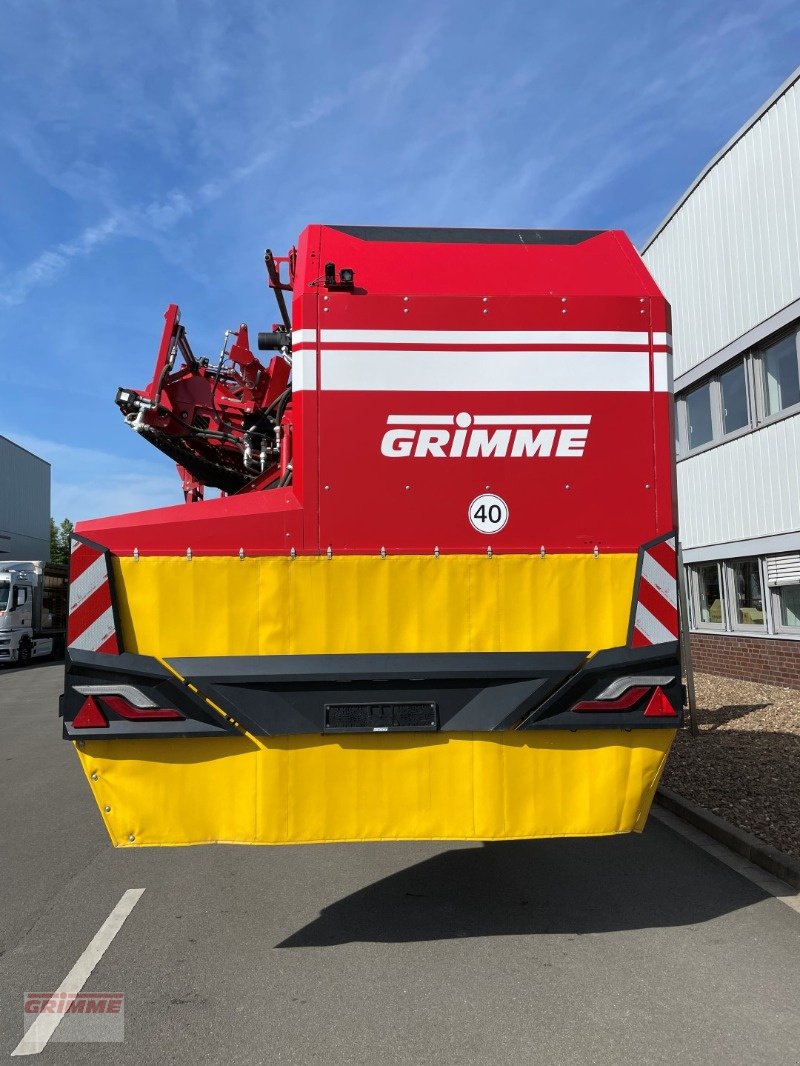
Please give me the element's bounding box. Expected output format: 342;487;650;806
676;355;754;458
754;326;800;424
771;583;800;636
689;562;726;630
724;558;767;633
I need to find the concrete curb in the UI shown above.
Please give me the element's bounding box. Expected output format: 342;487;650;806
656;786;800;891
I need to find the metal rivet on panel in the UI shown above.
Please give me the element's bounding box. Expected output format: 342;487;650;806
327;546;333;560
487;546;492;559
128;835;135;843
91;772;98;781
593;545;600;558
565;484;570;490
381;547;386;559
186;547;192;561
104;805;111;813
239;547;245;560
290;547;296;560
434;546;440;558
133;548;139;562
540;546;546;559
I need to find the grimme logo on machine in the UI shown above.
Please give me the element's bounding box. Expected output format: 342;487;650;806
380;412;591;458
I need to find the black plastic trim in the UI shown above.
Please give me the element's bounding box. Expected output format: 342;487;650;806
61;649;240;739
517;642;682;730
329;225;604;246
167;652;588;736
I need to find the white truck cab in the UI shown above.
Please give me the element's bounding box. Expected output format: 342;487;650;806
0;561;68;666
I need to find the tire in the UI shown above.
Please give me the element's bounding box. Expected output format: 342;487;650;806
17;640;31;667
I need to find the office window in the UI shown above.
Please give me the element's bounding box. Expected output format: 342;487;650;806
685;382;713;450
730;558;765;628
761;331;800;416
777;585;800;629
719;360;749;434
695;563;724;625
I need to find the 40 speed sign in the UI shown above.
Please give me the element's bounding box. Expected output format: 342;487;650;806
468;494;509;534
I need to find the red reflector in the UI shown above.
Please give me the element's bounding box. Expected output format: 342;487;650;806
100;695;183;721
573;686;650;712
73;696;109;729
642;688;677;717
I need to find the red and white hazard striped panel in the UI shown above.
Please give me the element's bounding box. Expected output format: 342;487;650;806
631;536;679;647
67;540;119;655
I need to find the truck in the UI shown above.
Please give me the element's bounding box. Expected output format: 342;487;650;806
1;560;68;665
60;224;681;847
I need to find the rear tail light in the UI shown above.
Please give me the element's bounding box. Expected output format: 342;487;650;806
573;675;675;713
72;685;184;728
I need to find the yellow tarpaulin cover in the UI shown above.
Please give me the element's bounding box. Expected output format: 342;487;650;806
74;553;675;846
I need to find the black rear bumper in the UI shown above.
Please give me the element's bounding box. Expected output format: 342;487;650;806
62;643;682;740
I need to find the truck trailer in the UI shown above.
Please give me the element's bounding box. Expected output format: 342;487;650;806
1;560;68;665
61;224;681;847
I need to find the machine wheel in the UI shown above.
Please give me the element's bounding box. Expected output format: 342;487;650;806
17;640;32;667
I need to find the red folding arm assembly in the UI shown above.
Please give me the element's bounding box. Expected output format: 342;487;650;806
115;249;296;500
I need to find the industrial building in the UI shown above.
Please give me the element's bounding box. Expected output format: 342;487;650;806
0;435;51;560
642;66;800;687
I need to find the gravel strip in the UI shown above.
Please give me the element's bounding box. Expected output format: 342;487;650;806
661;672;800;859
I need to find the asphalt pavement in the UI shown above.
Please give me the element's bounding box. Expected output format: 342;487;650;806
1;662;799;1064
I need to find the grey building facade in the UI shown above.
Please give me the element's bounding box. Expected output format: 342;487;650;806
642;67;800;687
0;436;51;560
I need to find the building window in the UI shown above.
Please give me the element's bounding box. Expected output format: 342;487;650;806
729;557;765;628
777;586;800;629
694;563;724;626
685;382;714;450
719;360;749;434
760;330;800;416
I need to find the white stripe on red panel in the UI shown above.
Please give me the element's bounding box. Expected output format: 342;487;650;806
68;542;119;655
318;350;654;393
68;555;108;613
632;537;679;647
70;606;117;652
633;602;677;646
320;329;652;346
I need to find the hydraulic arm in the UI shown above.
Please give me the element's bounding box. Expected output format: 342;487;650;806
115;250;296;500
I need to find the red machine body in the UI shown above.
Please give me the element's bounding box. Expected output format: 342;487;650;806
99;224;674;558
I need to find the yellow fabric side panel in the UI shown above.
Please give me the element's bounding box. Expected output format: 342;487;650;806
75;729;675;847
112;553;637;657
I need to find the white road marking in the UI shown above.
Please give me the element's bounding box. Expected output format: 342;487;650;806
651;806;800;915
11;888;145;1056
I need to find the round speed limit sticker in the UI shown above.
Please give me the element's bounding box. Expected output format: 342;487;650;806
468;493;509;534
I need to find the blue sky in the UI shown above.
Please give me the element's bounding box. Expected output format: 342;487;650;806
1;0;798;522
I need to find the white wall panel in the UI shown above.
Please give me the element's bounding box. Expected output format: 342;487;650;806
677;415;800;549
643;75;800;376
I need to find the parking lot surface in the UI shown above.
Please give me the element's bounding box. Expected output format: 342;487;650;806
2;663;799;1064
